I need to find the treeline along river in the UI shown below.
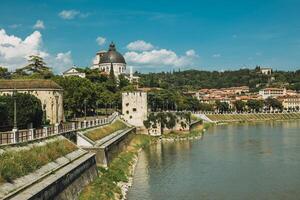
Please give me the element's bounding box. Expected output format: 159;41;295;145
128;120;300;200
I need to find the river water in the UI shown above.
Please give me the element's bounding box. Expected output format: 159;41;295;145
127;120;300;200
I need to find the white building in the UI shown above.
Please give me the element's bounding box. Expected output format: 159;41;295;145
91;42;126;77
122;92;147;127
0;79;64;124
260;68;272;75
259;87;286;99
278;95;300;111
63;67;86;78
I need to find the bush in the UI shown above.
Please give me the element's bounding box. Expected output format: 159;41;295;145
0;139;77;184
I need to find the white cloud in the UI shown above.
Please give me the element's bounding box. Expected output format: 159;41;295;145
33;20;45;29
58;10;89;20
0;29;72;73
47;51;73;73
124;48;198;68
126;40;154;51
212;54;221;58
96;36;106;46
59;10;80;19
186;49;196;56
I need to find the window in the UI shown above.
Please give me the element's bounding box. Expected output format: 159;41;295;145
129;115;132;119
126;110;129;114
126;103;129;106
133;108;137;112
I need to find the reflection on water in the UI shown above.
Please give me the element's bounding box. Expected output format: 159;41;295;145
128;120;300;200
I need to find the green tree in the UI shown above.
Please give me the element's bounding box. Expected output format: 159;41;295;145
0;93;43;130
15;55;53;79
264;97;283;111
106;64;117;92
215;100;230;113
0;66;10;79
247;99;264;112
234;100;246;112
52;76;96;118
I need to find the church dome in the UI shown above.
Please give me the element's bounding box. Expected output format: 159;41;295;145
99;42;126;64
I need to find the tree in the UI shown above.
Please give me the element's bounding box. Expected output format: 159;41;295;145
247;99;264;112
16;55;53;78
0;66;10;79
52;76;96;118
264;97;283;111
215;100;230;113
0;93;43;130
106;63;117;92
234;100;246;112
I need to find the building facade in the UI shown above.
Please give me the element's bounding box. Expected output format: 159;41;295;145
63;67;86;78
122;92;147;127
0;80;64;125
259;87;286;99
91;42;126;77
260;68;272;75
278;95;300;111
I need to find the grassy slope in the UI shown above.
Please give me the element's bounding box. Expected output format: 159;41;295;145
206;113;300;122
79;134;152;200
0;139;77;184
85;120;129;142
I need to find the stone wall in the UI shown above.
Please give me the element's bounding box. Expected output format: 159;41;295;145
83;127;136;167
122;92;147;127
9;153;98;200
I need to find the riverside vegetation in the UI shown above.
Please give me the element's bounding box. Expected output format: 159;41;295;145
0;139;77;184
85;120;129;141
79;134;153;200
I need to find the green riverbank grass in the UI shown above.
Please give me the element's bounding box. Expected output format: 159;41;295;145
162;122;211;139
79;134;152;200
85;120;129;141
206;113;300;122
0;139;77;184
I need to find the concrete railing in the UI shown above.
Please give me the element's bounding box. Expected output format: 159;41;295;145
0;112;119;146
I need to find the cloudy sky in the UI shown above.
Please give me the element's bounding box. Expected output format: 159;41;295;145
0;0;300;73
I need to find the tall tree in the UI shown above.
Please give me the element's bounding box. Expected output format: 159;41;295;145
16;55;53;78
0;93;43;130
106;63;117;92
0;66;10;79
247;99;264;112
234;100;246;112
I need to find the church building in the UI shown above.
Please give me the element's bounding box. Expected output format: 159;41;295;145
91;42;126;77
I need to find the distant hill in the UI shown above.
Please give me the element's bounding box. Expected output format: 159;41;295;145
137;68;300;91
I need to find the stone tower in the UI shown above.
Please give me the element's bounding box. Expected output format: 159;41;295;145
122;92;147;127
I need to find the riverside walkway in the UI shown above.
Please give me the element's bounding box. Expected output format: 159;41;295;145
0;112;118;146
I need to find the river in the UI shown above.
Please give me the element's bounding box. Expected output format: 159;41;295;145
127;120;300;200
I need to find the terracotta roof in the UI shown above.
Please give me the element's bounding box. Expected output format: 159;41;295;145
0;79;63;90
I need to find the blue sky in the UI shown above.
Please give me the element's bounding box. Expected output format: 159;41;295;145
0;0;300;73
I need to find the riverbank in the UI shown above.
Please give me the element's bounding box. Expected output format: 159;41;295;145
161;123;211;141
79;134;155;200
206;112;300;123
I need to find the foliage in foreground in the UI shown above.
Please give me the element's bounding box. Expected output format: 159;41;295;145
0;139;77;184
85;120;129;141
0;93;43;131
79;135;152;200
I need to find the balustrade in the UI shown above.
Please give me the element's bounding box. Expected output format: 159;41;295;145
0;112;118;146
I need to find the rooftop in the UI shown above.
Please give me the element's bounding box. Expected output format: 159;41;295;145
0;79;63;90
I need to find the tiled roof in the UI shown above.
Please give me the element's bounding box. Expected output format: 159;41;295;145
0;79;63;90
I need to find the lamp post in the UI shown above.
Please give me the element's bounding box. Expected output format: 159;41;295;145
13;89;17;130
84;99;87;120
54;94;59;124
